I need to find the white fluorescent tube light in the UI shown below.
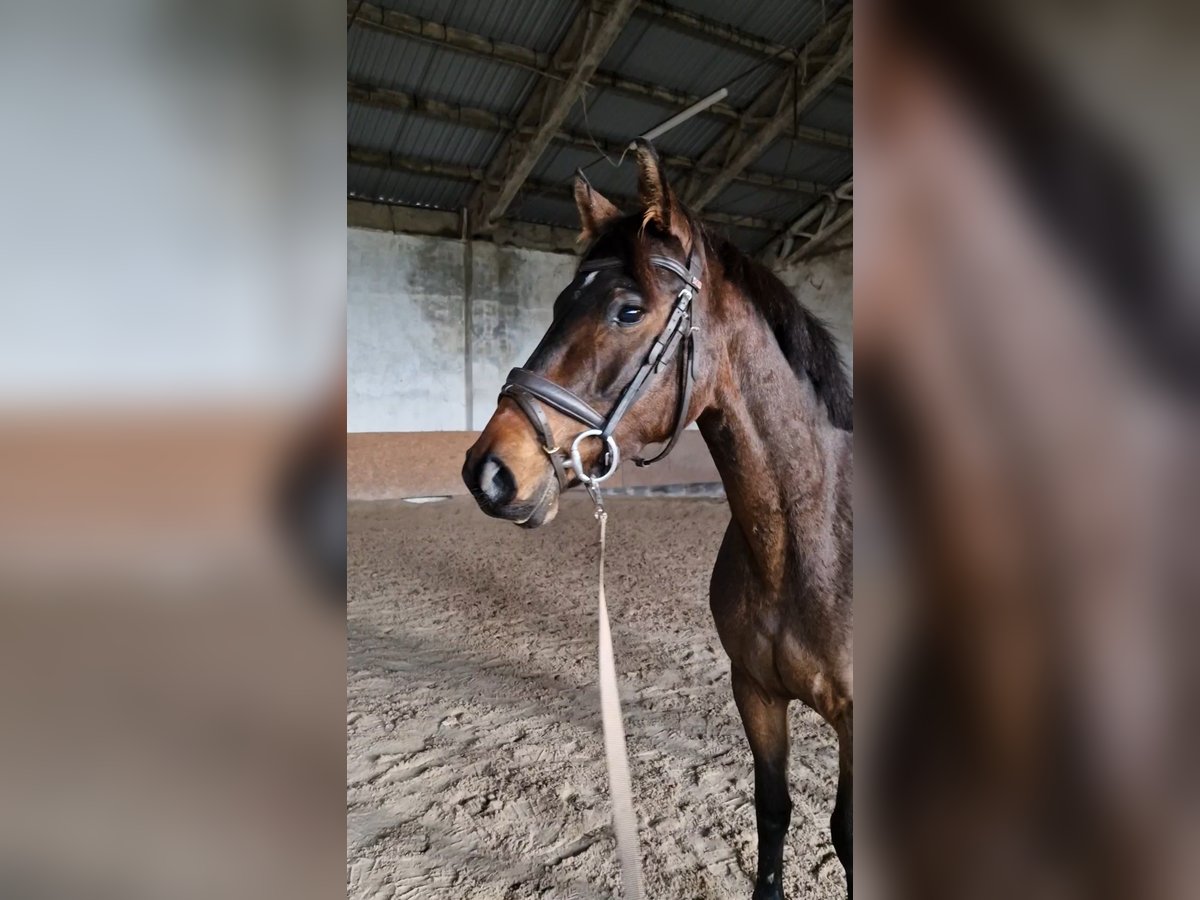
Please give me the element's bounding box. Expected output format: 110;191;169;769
631;87;729;147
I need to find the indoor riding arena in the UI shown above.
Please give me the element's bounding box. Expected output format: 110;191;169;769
347;1;853;897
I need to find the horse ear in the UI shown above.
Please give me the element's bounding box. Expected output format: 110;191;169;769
634;139;691;251
573;175;621;243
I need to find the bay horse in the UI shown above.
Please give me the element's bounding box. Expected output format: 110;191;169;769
462;141;853;899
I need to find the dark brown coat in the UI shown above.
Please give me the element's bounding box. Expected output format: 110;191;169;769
464;142;853;898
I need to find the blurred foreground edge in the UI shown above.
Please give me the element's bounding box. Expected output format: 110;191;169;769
856;1;1198;898
0;2;347;899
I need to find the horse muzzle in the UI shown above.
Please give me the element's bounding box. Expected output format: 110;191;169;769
462;445;560;528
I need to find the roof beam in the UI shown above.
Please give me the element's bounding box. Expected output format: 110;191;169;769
758;177;853;265
587;69;740;121
348;199;579;254
347;2;548;71
348;83;828;196
783;207;852;265
467;0;641;232
348;83;510;133
348;146;784;232
348;2;741;118
542;71;848;152
683;12;853;212
347;2;851;152
349;146;487;183
635;0;799;62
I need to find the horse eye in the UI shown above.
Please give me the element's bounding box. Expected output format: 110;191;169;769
616;305;644;326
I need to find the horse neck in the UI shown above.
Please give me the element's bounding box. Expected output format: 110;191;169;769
697;298;849;580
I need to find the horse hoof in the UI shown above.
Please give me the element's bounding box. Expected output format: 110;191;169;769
752;882;784;900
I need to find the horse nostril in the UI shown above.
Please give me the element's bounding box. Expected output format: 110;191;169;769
478;452;515;506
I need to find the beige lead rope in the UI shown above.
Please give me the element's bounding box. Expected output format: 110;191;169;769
593;498;645;900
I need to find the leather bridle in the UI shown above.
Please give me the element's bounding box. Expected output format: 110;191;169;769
501;243;706;900
500;246;704;491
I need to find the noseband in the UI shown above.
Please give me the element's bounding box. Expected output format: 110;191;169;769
500;248;703;490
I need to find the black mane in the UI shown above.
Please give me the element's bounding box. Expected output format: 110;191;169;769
586;213;853;431
712;233;853;432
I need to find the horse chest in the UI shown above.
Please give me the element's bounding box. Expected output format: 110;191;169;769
708;521;834;707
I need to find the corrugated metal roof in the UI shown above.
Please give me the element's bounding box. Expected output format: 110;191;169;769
560;88;672;149
708;182;811;221
752;138;853;184
532;145;636;195
374;0;576;54
415;44;540;114
348;28;436;94
649;115;730;162
601;19;780;110
672;0;845;48
348;0;853;252
348;164;473;210
348;106;503;169
712;223;778;251
508;192;578;228
349;30;538;114
799;82;853;134
558;87;728;166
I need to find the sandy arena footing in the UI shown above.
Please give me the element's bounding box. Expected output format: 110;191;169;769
348;495;842;899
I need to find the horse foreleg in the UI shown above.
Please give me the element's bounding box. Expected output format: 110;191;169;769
733;668;792;900
831;712;853;897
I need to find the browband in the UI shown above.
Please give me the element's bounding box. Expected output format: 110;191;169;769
579;254;702;292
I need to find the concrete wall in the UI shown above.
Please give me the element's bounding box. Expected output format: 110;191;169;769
349;229;852;434
775;246;853;369
347;228;852;498
348;228;574;432
348;230;463;432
